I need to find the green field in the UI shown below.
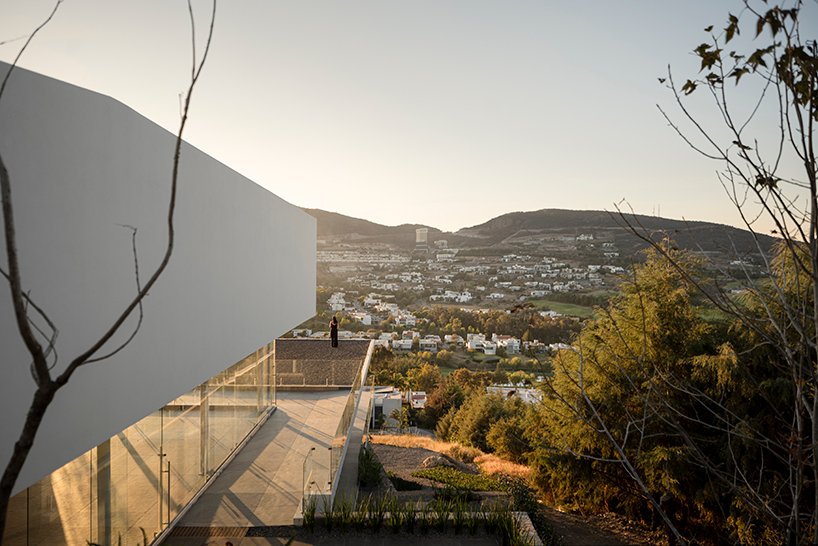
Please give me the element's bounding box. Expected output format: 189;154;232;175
530;299;595;318
697;307;732;323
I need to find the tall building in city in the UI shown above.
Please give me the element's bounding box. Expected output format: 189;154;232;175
415;227;428;251
0;62;316;545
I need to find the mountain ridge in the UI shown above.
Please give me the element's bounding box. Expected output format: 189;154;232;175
303;207;777;255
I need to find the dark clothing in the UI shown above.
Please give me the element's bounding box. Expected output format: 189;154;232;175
330;319;339;347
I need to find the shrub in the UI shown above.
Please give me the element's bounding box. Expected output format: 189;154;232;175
497;474;562;546
358;446;383;488
486;416;530;464
412;466;502;491
445;444;483;464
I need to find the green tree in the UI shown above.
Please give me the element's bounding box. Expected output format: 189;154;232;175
420;380;465;429
440;394;507;452
536;246;724;543
491;368;509;385
435;349;452;365
507;370;531;386
617;1;818;542
487;414;530;464
406;363;443;393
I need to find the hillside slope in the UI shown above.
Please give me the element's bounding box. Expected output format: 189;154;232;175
457;208;776;255
303;207;777;256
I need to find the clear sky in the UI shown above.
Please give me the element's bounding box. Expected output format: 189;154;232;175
2;1;815;232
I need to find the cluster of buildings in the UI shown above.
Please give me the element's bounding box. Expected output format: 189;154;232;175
322;242;627;309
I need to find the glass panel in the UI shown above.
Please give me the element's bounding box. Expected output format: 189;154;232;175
106;408;162;546
3;340;278;546
26;451;93;546
329;348;371;488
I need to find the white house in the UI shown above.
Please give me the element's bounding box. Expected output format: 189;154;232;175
349;311;372;326
549;342;573;353
407;391;428;409
419;338;438;352
395;313;417;327
466;333;486;351
372;387;404;428
327;292;346;311
392;339;413;351
493;335;521;355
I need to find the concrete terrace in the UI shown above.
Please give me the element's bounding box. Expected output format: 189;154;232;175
163;339;372;542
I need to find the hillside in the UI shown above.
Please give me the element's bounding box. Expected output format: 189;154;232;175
457;208;777;256
304;208;449;247
303;207;777;257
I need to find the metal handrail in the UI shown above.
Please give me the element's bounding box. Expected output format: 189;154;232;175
327;341;374;496
301;446;316;508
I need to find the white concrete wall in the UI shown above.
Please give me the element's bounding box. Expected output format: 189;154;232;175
0;62;316;494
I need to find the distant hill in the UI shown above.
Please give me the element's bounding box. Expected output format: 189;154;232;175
303;207;777;256
457;208;777;256
303;208;445;247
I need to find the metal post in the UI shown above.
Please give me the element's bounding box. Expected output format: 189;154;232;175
162;460;171;527
302;447;315;504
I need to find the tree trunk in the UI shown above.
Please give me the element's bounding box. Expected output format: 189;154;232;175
0;384;56;545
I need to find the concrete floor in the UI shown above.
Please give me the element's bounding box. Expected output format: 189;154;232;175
171;390;348;530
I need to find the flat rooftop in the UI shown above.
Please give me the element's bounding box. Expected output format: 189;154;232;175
274;338;371;360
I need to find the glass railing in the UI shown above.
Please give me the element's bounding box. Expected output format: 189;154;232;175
362;380;375;447
328;341;373;491
3;342;277;546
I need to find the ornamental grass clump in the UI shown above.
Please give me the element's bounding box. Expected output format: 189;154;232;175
367;494;387;532
386;497;404;533
451;498;468;534
466;507;482;535
403;501;418;533
431;499;451;532
302;495;317;532
320;496;335;532
418;503;432;534
353;495;370;530
335;496;354;531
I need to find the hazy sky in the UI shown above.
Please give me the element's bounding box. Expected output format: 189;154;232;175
2;1;815;232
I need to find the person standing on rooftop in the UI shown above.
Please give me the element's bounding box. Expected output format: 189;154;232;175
330;315;339;348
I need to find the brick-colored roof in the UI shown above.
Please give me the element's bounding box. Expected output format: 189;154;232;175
274;338;370;360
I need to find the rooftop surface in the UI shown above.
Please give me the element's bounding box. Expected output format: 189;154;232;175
275;338;371;360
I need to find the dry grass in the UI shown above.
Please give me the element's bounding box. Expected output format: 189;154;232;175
369;434;456;453
475;453;530;479
370;434;529;479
